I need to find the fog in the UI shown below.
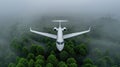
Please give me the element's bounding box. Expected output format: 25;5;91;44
0;0;120;57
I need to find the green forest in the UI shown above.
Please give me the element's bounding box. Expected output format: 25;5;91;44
7;31;96;67
0;26;120;67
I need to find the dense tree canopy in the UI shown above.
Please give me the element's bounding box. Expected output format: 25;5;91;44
47;54;58;66
0;27;119;67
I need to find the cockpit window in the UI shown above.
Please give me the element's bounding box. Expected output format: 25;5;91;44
61;42;64;44
57;41;64;45
57;42;60;44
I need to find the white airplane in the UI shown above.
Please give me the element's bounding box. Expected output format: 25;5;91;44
30;20;91;51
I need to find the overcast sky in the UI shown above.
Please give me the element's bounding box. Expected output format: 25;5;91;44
0;0;120;18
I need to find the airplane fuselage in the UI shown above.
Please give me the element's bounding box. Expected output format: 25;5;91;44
56;27;64;51
30;20;90;51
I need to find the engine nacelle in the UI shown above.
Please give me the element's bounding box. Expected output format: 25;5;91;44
62;27;67;31
53;27;58;31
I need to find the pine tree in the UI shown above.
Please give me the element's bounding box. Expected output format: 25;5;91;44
28;59;34;67
47;54;58;66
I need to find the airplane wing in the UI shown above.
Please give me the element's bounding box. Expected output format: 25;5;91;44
63;27;91;39
30;28;57;39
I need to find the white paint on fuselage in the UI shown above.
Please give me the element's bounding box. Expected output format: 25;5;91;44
56;27;64;51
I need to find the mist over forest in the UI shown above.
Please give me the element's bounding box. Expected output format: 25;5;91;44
0;0;120;67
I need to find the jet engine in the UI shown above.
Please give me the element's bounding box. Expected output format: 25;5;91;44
62;27;67;31
53;27;58;31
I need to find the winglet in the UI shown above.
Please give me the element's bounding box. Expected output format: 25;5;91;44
88;26;91;32
30;27;32;32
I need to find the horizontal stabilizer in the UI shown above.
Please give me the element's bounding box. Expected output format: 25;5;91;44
52;20;68;22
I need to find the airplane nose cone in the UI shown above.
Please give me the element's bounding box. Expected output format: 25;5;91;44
58;47;63;51
56;44;64;51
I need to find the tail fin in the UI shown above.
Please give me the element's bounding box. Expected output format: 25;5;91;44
52;20;68;27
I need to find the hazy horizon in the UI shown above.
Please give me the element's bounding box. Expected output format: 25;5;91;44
0;0;120;60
